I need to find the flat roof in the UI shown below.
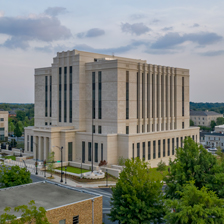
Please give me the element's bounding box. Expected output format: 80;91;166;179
0;181;99;216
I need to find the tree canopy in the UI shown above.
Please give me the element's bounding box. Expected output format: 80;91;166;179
0;165;32;188
109;158;166;224
165;182;224;224
14;122;22;137
0;200;50;224
165;137;224;199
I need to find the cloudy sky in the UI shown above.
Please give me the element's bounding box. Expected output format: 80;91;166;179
0;0;223;103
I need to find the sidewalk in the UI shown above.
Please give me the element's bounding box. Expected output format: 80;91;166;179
3;160;117;188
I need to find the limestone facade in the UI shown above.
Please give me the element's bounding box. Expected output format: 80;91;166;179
0;111;8;142
25;50;199;166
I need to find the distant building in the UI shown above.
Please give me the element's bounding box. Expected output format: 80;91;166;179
190;110;223;127
0;181;102;224
0;111;8;142
25;50;199;167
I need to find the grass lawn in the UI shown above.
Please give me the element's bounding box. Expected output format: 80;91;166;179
148;167;169;181
56;166;89;174
5;156;16;161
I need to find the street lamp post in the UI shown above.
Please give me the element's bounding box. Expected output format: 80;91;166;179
33;142;38;175
106;168;108;187
44;160;46;178
65;166;67;184
53;146;63;183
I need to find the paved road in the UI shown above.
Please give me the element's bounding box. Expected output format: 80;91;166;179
30;174;45;183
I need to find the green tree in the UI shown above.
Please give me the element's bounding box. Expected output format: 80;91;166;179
210;120;216;130
16;110;26;121
0;200;50;224
190;119;194;126
8;122;15;135
47;152;55;178
109;158;166;224
14;122;22;137
216;117;224;126
157;160;166;171
165;182;224;224
0;165;32;188
164;137;222;199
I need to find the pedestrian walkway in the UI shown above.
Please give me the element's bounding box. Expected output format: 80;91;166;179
3;160;116;188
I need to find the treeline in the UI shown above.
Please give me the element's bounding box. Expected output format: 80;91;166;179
190;102;224;114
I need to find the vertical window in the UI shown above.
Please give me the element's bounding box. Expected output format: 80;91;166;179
137;143;140;158
142;125;144;133
31;136;33;152
142;73;144;119
27;135;29;151
192;135;195;141
163;139;165;157
50;76;52;117
168;139;170;156
172;138;175;155
88;142;91;161
101;144;103;161
176;137;179;151
45;76;48;117
132;143;134;159
98;71;102;119
68;142;73;161
69;66;72;123
64;67;67;122
98;126;102;134
126;71;129;119
182;122;184;129
59;67;62;122
148;141;151;160
137;125;139;133
182;77;184;116
92;72;95;119
73;216;79;224
137;72;139;119
95;143;98;163
153;141;156;159
181;137;183;148
82;142;85;163
143;142;145;160
158;140;161;158
93;125;95;133
126;126;129;134
147;73;149;119
157;74;159;118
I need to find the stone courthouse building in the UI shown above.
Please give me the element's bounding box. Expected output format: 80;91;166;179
25;50;199;167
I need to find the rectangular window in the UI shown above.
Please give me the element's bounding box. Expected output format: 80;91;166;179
59;219;66;224
64;67;67;122
82;141;85;163
88;142;91;161
68;142;73;161
101;144;103;161
45;76;48;117
98;71;102;119
126;126;129;134
163;139;165;157
98;126;102;134
153;141;156;159
27;135;29;151
181;137;183;148
182;122;184;129
59;67;62;122
172;138;175;155
137;143;140;158
147;73;149;119
92;72;95;119
137;72;139;119
143;142;145;160
126;71;129;119
142;125;144;133
182;77;184;116
95;143;98;163
45;122;47;126
176;137;179;151
0;118;4;121
192;135;195;140
142;73;144;119
50;76;52;117
31;136;33;152
69;66;72;123
168;139;170;156
132;143;134;159
93;125;95;133
158;140;161;158
148;141;151;160
73;216;79;224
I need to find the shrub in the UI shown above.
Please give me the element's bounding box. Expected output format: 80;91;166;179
157;160;166;171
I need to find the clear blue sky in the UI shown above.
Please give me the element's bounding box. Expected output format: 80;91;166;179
0;0;223;103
